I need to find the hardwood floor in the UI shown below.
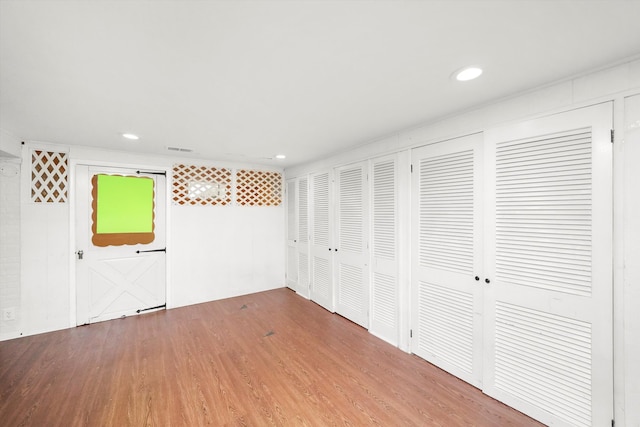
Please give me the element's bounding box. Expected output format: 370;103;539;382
0;288;543;426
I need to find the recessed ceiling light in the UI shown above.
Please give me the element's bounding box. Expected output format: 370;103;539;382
454;66;483;82
275;154;286;160
122;133;139;140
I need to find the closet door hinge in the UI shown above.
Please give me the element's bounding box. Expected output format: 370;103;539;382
410;329;413;338
612;419;615;427
410;164;413;173
611;129;615;143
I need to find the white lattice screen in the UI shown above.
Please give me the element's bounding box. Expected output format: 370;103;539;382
31;150;68;203
172;164;232;206
236;170;282;206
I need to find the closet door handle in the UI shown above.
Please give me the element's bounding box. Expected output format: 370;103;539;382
485;278;491;284
475;276;480;281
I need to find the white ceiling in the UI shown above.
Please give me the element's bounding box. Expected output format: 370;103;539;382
2;1;640;168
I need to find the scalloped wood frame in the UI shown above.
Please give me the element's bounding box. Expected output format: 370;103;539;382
91;174;156;247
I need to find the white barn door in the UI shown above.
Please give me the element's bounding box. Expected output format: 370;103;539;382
411;133;484;387
370;155;399;345
483;103;613;427
335;162;369;328
76;165;166;325
286;179;298;290
310;171;333;311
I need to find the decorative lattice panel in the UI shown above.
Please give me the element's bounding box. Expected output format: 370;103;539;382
172;164;232;206
236;170;282;206
31;150;68;203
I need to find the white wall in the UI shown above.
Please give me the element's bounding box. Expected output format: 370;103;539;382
0;140;285;340
0;128;21;158
171;203;285;307
0;130;21;340
285;57;640;426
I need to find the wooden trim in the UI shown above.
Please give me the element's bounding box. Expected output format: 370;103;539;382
91;174;155;247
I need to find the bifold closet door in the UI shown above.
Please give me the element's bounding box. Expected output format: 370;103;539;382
286;179;298;290
411;133;484;387
335;162;368;328
483;103;613;427
310;171;333;311
296;177;310;298
369;155;399;345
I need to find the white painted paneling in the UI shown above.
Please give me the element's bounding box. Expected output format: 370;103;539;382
0;158;21;340
170;203;285;307
20;203;70;335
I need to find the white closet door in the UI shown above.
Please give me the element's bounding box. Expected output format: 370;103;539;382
286;179;298;290
411;133;484;387
335;162;369;328
297;177;310;298
483;103;613;427
310;171;333;311
370;155;399;345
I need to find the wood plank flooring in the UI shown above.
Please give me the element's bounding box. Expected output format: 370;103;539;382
0;288;543;426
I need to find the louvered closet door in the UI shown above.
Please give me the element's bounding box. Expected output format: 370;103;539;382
286;179;298;290
483;103;613;427
310;171;333;311
335;162;369;328
411;133;484;387
297;177;310;298
370;155;399;345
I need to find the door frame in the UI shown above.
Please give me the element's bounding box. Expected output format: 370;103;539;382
68;159;171;327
